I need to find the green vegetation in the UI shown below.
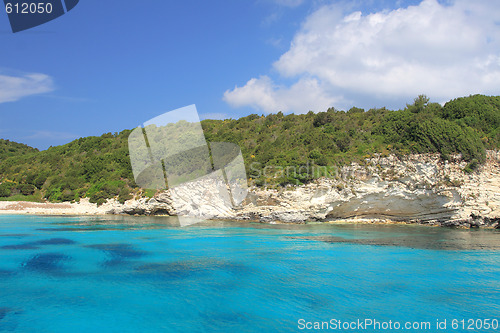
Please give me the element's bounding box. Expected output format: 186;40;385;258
0;192;44;202
0;130;137;204
0;94;498;202
0;139;38;160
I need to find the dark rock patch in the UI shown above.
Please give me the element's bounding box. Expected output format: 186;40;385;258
32;238;76;246
1;244;38;250
1;238;76;250
21;253;70;274
122;207;146;215
86;243;147;266
86;243;146;258
0;234;30;238
0;307;11;321
0;269;14;278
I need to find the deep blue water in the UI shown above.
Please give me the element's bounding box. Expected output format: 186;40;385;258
0;215;499;332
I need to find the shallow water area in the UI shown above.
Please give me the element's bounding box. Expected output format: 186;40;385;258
0;215;499;332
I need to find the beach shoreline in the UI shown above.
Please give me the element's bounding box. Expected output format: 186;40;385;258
0;199;115;216
1;199;498;229
1;151;499;229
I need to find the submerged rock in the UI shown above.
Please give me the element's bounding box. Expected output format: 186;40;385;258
0;307;11;321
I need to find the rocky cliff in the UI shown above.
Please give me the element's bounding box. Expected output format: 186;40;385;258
110;151;500;228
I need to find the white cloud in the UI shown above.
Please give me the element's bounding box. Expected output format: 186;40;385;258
223;75;340;113
0;72;54;103
225;0;500;112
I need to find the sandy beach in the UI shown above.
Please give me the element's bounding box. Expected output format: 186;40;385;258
0;199;115;216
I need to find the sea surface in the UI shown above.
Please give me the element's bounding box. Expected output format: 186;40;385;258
0;215;499;332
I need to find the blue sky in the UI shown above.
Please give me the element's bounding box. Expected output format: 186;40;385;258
0;0;499;149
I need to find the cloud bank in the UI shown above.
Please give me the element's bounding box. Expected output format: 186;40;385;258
0;72;54;103
224;75;340;113
224;0;500;113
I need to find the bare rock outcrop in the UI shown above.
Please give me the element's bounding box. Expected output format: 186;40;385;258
2;152;497;228
107;151;500;227
231;151;500;227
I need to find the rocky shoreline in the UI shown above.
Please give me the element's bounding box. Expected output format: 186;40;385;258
1;151;499;229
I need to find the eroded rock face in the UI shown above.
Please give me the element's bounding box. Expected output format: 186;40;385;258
233;181;462;224
110;151;500;227
106;197;174;216
236;152;500;226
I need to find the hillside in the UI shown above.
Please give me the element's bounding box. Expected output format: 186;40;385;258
0;94;498;204
0;139;39;160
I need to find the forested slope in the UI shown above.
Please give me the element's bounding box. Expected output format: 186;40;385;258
0;139;38;160
0;94;498;203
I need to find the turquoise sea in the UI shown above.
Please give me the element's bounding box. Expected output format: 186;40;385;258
0;215;499;332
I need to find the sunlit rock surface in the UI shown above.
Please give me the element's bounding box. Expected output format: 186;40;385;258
229;151;499;227
106;151;500;227
3;151;497;228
